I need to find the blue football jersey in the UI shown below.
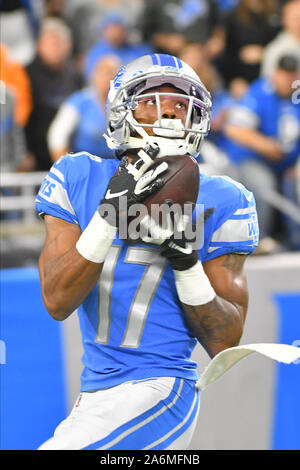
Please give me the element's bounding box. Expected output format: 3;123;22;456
35;152;259;391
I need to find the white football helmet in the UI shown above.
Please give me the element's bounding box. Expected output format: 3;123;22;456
104;53;212;158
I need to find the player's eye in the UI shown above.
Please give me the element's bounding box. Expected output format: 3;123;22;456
175;101;187;110
145;98;156;106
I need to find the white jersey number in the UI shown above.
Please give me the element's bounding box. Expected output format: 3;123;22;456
95;246;167;348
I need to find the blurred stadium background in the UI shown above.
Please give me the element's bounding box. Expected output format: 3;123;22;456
1;0;300;450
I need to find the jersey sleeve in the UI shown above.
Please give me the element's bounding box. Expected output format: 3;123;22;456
203;176;259;262
35;155;79;225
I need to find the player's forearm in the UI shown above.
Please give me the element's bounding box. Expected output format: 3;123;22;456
225;125;283;160
39;246;103;321
40;212;117;321
182;297;244;358
172;256;248;358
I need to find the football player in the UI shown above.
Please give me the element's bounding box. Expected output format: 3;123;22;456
36;54;259;450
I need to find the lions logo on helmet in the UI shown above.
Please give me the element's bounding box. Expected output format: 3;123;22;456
104;53;212;158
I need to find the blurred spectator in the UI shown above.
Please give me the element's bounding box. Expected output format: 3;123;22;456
180;42;235;147
0;0;40;66
0;44;33;127
91;0;146;34
224;55;300;251
83;12;153;81
43;0;95;64
281;160;300;250
296;156;300;204
216;0;240;13
42;0;92;69
41;1;147;72
179;41;219;91
72;0;146;47
25;17;82;171
0;81;33;172
139;0;225;60
222;0;281;87
180;42;240;174
43;0;67;17
261;0;300;78
48;55;120;161
0;81;35;220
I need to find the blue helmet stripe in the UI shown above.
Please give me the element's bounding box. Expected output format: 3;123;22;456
175;57;183;69
150;54;182;69
150;54;159;66
159;54;177;68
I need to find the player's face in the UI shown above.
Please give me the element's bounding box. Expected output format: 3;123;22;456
273;68;300;97
132;85;189;136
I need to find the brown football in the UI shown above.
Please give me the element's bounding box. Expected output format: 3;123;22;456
126;155;199;241
143;154;200;209
127;154;199;235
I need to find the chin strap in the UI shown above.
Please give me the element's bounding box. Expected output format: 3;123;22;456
137;136;191;158
104;132;191;158
103;133;119;150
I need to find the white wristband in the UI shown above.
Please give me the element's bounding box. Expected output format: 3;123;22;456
76;211;117;263
174;260;216;306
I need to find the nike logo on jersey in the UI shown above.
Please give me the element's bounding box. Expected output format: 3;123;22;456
105;189;128;199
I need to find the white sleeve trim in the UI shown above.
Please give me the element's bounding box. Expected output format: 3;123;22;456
47;103;79;152
38;175;76;216
211;217;256;245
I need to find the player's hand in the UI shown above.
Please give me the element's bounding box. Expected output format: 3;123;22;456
139;199;197;269
139;201;217;310
76;144;167;262
161;204;216;270
140;200;215;271
160;231;199;271
99;143;168;227
160;200;199;271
